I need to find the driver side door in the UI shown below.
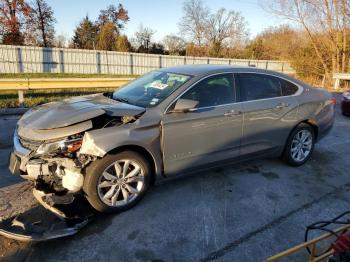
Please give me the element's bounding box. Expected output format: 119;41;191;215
161;73;243;175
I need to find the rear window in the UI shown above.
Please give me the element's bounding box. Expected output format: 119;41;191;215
281;79;299;96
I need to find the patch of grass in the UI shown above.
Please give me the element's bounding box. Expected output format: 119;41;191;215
0;73;136;79
0;87;120;108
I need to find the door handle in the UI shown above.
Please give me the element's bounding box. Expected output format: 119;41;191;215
224;110;242;116
274;102;290;109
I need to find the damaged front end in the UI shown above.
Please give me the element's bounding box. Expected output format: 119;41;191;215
4;93;145;241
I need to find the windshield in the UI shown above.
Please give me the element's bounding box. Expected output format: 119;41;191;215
113;71;192;108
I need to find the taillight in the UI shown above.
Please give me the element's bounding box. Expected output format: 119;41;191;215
331;97;336;105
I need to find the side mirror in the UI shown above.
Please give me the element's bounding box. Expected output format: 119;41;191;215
169;99;198;113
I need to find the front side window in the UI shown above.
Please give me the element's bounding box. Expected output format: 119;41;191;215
113;71;192;108
180;73;235;108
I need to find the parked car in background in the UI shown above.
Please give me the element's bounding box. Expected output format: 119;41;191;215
9;65;335;214
341;90;350;116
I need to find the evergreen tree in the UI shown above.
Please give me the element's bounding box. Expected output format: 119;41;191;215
72;15;98;49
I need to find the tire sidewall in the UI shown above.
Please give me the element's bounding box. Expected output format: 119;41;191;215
83;151;151;213
284;123;315;166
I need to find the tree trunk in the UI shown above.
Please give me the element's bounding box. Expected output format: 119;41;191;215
37;0;47;47
341;0;347;72
294;0;331;80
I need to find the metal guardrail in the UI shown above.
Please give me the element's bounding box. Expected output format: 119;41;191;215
0;78;135;91
333;73;350;89
0;77;135;106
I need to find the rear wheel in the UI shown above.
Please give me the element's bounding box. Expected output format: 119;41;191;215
283;123;315;166
83;151;151;213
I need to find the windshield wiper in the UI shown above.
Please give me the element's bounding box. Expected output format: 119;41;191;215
114;97;131;104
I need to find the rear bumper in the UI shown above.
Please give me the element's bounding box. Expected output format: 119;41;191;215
317;103;335;142
318;119;334;141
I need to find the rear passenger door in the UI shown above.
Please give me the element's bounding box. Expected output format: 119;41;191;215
235;73;299;157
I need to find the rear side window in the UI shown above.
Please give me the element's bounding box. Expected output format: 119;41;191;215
281;79;299;96
236;73;282;101
180;73;235;108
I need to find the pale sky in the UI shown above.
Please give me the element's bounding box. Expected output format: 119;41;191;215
47;0;284;42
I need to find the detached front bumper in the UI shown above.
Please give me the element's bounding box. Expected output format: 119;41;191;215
4;134;95;241
0;189;94;242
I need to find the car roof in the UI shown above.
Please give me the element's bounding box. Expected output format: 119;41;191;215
157;64;306;87
158;64;276;76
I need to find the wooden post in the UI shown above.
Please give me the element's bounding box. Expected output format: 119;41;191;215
334;78;340;89
18;91;24;107
321;75;326;88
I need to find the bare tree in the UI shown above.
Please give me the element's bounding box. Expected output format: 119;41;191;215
55;33;68;48
163;34;186;55
178;0;249;57
178;0;209;45
133;24;155;52
264;0;349;81
26;0;56;47
205;8;248;56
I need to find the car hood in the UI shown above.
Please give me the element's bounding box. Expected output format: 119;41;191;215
18;93;146;130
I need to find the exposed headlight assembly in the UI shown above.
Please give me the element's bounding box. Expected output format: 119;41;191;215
36;138;83;155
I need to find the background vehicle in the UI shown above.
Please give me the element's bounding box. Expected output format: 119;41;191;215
9;65;335;213
341;90;350;116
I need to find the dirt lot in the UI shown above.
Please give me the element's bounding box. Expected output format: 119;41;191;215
0;93;350;261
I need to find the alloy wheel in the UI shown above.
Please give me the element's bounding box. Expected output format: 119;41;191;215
290;129;313;162
97;159;145;207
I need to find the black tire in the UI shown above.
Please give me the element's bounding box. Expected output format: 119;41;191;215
283;123;315;166
83;151;151;213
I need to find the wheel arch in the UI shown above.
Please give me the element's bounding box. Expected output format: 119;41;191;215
282;119;319;155
299;119;319;140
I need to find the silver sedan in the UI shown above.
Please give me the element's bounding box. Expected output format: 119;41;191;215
9;65;335;213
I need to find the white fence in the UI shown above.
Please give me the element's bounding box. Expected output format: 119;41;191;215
0;44;295;75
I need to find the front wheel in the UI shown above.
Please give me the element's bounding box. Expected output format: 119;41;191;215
83;151;151;213
283;123;315;166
